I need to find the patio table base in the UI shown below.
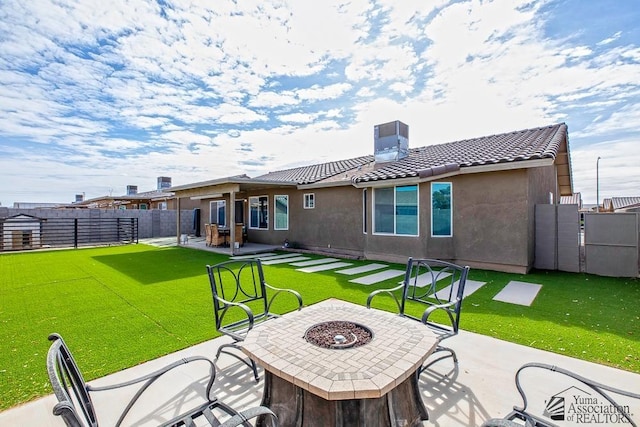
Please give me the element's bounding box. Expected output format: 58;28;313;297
257;370;427;427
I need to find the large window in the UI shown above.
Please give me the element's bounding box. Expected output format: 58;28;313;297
210;200;226;226
274;195;288;230
373;185;418;235
249;196;268;229
431;182;452;237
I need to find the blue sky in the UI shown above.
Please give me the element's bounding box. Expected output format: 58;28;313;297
1;0;639;207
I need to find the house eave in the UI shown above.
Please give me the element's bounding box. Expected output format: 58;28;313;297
458;158;554;174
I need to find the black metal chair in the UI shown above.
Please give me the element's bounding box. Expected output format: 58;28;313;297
367;257;470;372
46;333;277;427
482;362;640;427
206;258;303;382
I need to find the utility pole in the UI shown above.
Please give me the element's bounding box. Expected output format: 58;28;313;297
596;156;601;212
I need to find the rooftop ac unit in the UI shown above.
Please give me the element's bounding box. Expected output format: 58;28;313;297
374;120;409;163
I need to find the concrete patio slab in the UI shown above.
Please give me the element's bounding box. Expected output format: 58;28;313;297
493;281;543;306
335;263;388;275
289;258;340;267
4;326;638;427
297;262;353;273
349;269;405;285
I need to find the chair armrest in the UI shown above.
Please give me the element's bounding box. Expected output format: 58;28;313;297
220;405;278;427
214;298;256;334
88;356;217;427
366;283;404;312
421;299;458;331
264;283;304;312
511;362;640;426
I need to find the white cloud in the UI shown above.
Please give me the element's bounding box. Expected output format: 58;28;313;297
1;0;639;206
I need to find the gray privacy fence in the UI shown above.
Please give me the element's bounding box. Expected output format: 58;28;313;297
0;207;195;252
1;216;138;250
535;204;640;277
583;212;639;277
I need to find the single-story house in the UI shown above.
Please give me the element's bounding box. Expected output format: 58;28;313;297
602;197;640;213
76;177;198;211
170;122;572;273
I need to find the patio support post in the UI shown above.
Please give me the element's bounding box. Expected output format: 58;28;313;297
176;196;181;245
230;191;236;255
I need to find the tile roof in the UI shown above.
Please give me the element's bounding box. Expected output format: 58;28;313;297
255;123;567;185
611;197;640;210
560;193;582;206
255;156;374;185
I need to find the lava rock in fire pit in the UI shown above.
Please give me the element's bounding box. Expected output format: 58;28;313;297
304;321;373;349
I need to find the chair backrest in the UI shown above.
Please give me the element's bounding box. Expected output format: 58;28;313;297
204;223;212;245
206;259;270;330
234;224;243;244
47;333;98;427
400;257;470;332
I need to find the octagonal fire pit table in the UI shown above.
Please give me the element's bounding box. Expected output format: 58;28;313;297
241;298;438;427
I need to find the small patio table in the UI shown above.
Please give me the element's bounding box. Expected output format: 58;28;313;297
241;298;438;427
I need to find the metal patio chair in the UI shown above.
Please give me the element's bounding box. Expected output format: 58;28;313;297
46;333;277;427
367;257;470;372
481;362;640;427
206;258;303;382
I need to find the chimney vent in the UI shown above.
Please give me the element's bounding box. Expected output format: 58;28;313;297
374;120;409;163
157;176;172;190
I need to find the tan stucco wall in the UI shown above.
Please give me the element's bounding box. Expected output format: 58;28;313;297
174;164;560;273
240;186;366;252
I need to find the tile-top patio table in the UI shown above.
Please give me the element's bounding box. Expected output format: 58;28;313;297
241;298;438;427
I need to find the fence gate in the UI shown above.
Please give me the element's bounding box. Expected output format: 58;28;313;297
584;212;639;277
534;204;580;272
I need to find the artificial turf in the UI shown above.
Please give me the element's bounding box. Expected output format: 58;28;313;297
0;243;638;411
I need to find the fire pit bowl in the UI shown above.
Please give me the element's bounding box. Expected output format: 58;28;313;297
304;320;373;349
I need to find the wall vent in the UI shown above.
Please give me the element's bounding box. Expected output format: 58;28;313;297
374;120;409;163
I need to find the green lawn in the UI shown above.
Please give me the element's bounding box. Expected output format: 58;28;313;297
0;244;639;411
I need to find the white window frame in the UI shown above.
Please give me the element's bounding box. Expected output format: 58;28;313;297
372;185;419;236
362;189;367;234
303;193;315;209
209;200;226;226
274;195;289;230
431;182;453;237
249;195;269;230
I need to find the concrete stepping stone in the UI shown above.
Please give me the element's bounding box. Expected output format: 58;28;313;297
493;281;542;306
402;272;452;288
431;279;486;300
335;263;388;275
297;262;353;273
261;256;311;265
257;253;304;261
230;252;277;260
290;258;340;267
349;269;405;285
